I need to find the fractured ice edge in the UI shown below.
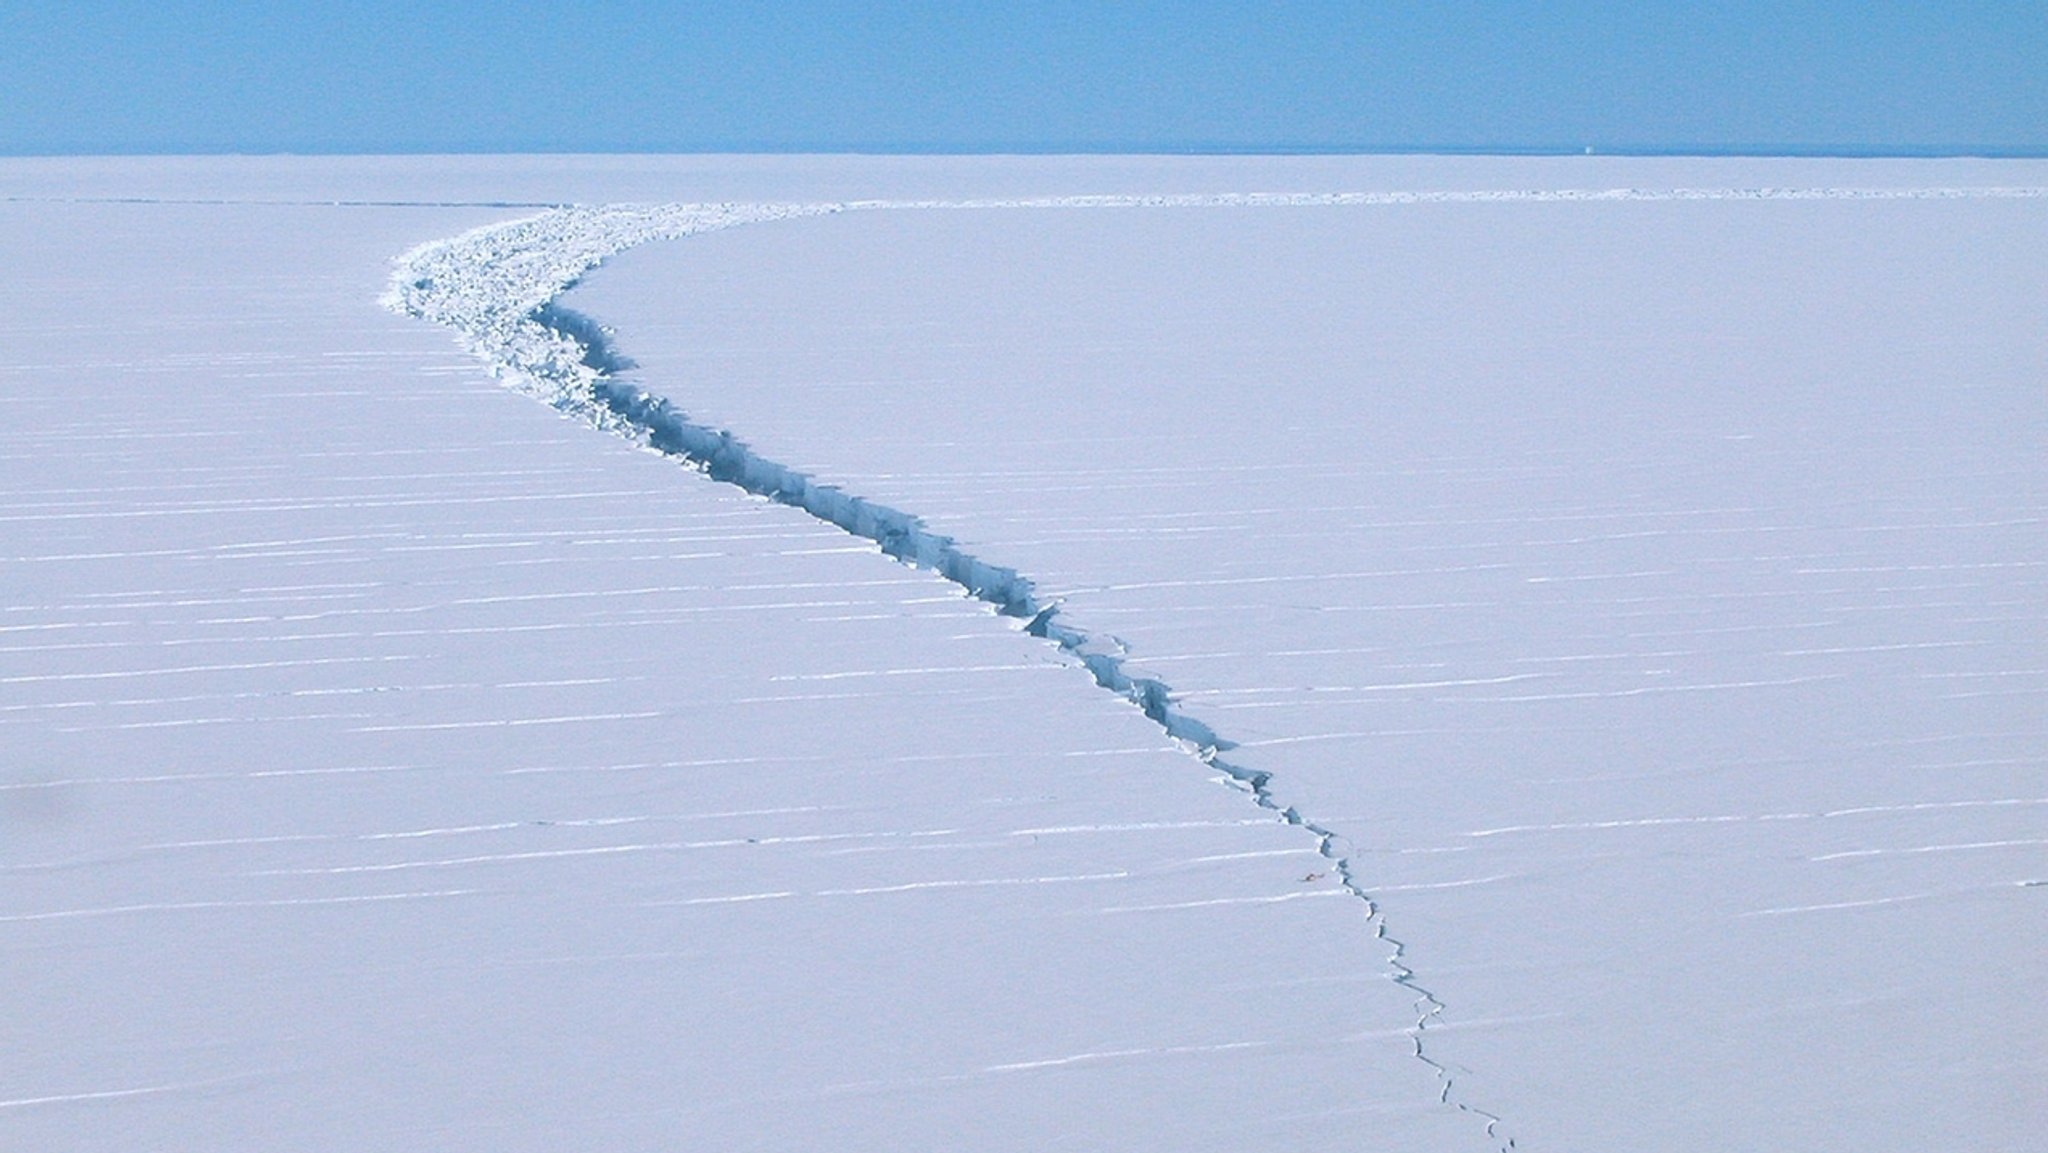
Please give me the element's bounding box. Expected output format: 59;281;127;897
383;184;2045;1151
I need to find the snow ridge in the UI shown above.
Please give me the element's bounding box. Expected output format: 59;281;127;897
386;185;2048;1148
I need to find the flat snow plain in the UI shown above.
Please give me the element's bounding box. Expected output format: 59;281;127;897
4;156;2044;1151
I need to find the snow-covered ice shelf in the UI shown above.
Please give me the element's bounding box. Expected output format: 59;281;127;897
551;167;2048;1151
5;156;2045;1151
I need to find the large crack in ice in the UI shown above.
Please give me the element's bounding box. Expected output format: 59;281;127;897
384;184;2047;1152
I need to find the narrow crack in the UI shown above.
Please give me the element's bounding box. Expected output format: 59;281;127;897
373;186;2048;1149
550;300;1514;1148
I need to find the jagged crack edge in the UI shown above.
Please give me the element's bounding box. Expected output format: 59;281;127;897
578;336;1514;1150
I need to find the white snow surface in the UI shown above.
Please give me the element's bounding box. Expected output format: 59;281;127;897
6;156;2047;1150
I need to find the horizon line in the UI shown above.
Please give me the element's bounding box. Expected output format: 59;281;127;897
7;144;2048;162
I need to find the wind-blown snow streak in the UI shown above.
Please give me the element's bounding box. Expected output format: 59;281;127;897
384;185;2044;1151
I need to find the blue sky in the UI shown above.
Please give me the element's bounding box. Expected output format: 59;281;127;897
4;2;2044;155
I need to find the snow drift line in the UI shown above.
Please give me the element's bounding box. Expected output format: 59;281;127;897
383;186;2041;1151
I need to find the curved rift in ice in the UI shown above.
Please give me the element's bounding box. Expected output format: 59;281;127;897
384;184;2045;1151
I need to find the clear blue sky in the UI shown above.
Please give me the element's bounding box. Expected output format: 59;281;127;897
4;2;2044;155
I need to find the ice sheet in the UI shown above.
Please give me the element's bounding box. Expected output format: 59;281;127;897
6;155;2044;1151
559;168;2048;1149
